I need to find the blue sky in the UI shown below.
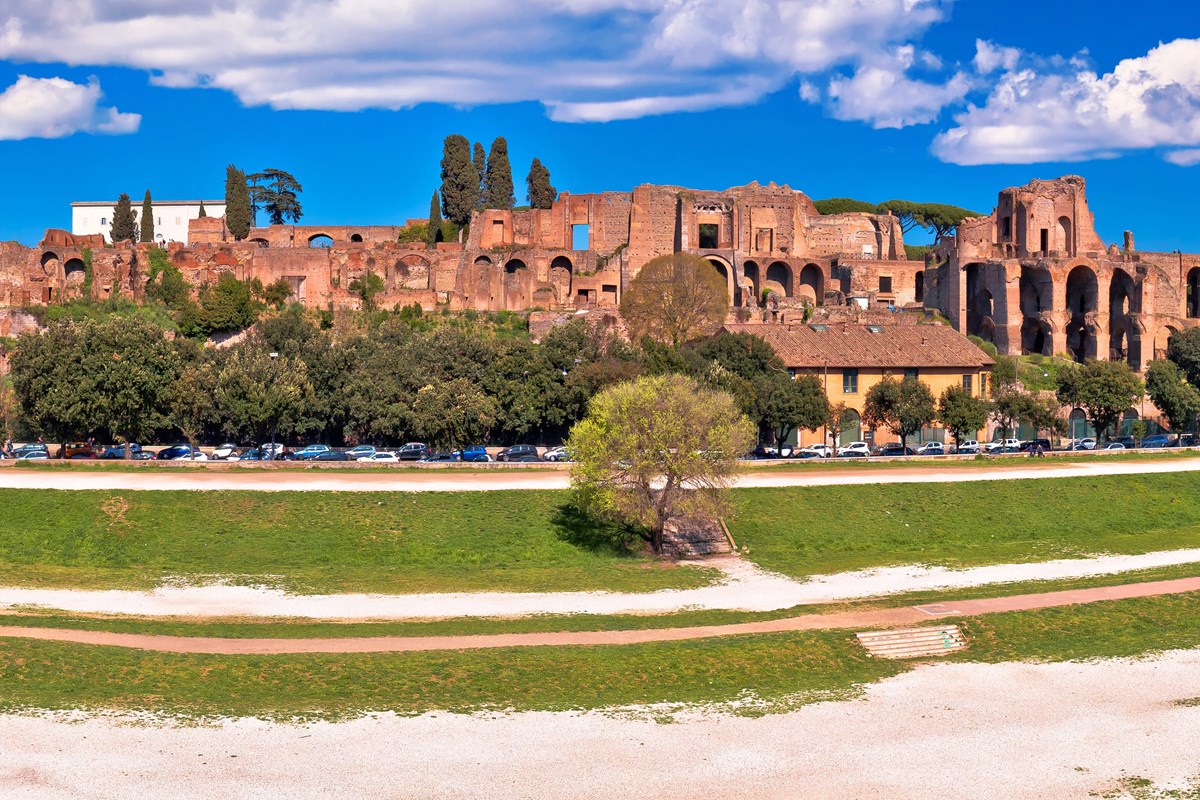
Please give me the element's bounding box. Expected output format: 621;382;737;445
1;0;1199;251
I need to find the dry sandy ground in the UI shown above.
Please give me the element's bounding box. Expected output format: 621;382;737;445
2;650;1198;799
2;456;1199;492
3;548;1199;619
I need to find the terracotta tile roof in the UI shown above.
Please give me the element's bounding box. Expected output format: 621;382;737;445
722;323;995;370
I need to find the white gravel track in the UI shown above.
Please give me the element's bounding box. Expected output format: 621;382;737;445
3;548;1200;619
2;649;1198;799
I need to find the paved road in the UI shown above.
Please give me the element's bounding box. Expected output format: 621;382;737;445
1;576;1195;654
0;456;1198;492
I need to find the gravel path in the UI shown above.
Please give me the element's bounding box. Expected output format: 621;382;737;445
1;456;1198;492
2;648;1198;799
1;576;1196;654
3;548;1199;619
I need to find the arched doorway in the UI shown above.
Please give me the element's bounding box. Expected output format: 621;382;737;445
964;263;995;339
705;257;736;305
1021;319;1053;356
743;261;761;300
1057;216;1073;257
1109;269;1141;368
915;271;924;304
839;409;862;446
63;258;87;287
765;261;793;297
350;233;363;243
1066;265;1098;362
549;256;573;304
1188;268;1200;318
798;263;823;305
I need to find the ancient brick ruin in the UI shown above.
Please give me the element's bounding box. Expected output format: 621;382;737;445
1;175;1196;370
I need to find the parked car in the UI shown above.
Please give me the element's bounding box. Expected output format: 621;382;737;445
985;438;1022;453
313;451;351;462
418;452;460;463
12;444;48;458
57;442;95;459
395;443;430;461
874;443;917;457
236;448;264;461
100;443;142;459
508;454;544;462
357;452;398;463
543;446;572;462
1110;436;1136;449
457;445;491;463
837;449;866;458
1181;434;1199;448
345;445;376;459
156;443;196;461
837;441;870;457
1102;442;1126;450
293;444;331;460
795;444;832;459
956;439;980;454
748;445;781;460
1065;437;1097;451
917;442;947;456
1018;439;1052;453
16;450;49;460
211;443;239;460
497;444;539;462
1140;434;1173;449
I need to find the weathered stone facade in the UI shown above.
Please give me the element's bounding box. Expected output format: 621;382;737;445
932;175;1200;368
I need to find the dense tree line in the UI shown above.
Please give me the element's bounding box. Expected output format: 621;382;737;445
812;197;979;240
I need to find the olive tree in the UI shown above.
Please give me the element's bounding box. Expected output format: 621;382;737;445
619;253;729;347
567;374;755;554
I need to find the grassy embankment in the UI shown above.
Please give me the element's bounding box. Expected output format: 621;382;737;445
3;472;1200;593
2;592;1199;719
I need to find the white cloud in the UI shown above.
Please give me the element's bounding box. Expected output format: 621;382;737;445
826;47;971;129
973;39;1021;74
0;0;954;122
934;38;1200;165
0;75;139;140
1165;149;1200;167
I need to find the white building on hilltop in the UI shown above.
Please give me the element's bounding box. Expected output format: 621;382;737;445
71;199;225;245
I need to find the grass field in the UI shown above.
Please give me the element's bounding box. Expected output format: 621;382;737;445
1;592;1197;719
730;473;1200;577
0;489;713;594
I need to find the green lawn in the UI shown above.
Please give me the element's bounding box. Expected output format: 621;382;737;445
0;489;712;594
1;592;1198;720
730;473;1200;577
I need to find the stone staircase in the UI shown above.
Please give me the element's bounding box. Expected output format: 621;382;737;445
661;517;733;558
856;625;967;659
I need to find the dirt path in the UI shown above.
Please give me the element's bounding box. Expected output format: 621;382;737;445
2;576;1195;655
0;456;1197;492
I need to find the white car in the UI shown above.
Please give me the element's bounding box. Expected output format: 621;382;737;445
543;446;571;462
180;451;209;461
985;438;1022;452
837;441;870;457
798;444;833;458
917;441;946;455
1102;442;1126;450
16;451;49;460
358;452;399;463
956;439;980;454
212;443;238;460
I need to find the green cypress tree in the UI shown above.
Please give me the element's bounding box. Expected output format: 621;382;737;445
140;190;155;243
526;158;557;210
473;142;487;210
224;165;252;240
198;200;207;218
110;193;137;244
440;134;480;229
427;190;443;249
484;137;515;210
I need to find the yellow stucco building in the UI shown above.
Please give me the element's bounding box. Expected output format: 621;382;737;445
723;322;995;448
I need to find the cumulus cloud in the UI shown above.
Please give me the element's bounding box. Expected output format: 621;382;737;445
933;38;1200;165
1165;149;1200;167
0;0;954;122
973;39;1021;74
826;46;970;129
0;75;140;140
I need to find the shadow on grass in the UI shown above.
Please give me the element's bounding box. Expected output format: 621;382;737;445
551;503;648;557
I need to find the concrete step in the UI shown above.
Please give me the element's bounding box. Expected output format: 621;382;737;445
661;517;732;558
856;625;967;659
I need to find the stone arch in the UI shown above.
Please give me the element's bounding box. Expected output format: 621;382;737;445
915;271;925;304
474;255;493;268
308;234;333;248
1066;265;1098;315
799;263;823;305
63;258;87;286
1187;268;1200;318
964;262;997;339
1021;318;1053;356
742;260;761;301
504;258;527;274
350;233;363;243
40;251;60;273
765;261;793;298
839;408;862;446
975;315;997;344
1154;325;1179;361
705;256;737;306
1020;265;1053;316
549;256;573;304
1057;216;1073;257
1109;268;1138;317
251;238;269;248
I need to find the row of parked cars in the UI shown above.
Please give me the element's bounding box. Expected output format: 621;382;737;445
0;441;574;463
749;433;1200;460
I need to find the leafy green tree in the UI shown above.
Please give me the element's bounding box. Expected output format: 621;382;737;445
813;198;876;215
1166;327;1200;387
427;191;443;249
484;136;515;210
168;354;219;449
825;402;850;448
215;349;315;443
938;384;989;447
1056;359;1144;441
567;374;755;554
110;193;137;244
440;134;481;229
620;253;729;347
348;270;385;311
758;373;829;446
248;168;303;225
197;273;260;333
0;378;20;444
224;165;252;240
876;200;979;239
140;190;155;243
259;278;293;310
473;141;487;209
143;248;191;311
863;376;936;451
9;317;184;443
875;199;923;234
411;378;498;450
1146;359;1200;432
526;157;557;209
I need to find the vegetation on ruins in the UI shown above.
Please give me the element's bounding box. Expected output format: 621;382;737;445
1056;359;1145;440
109;193;137;244
862;376;936;452
526;157;557;209
224;165;252;240
248;168;304;225
484;136;515;210
348;270;385;311
426;191;443;248
139;190;154;243
989;355;1063;441
813;196;979;241
620;252;729;347
441;134;482;230
568;374;755;553
813;198;876;215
